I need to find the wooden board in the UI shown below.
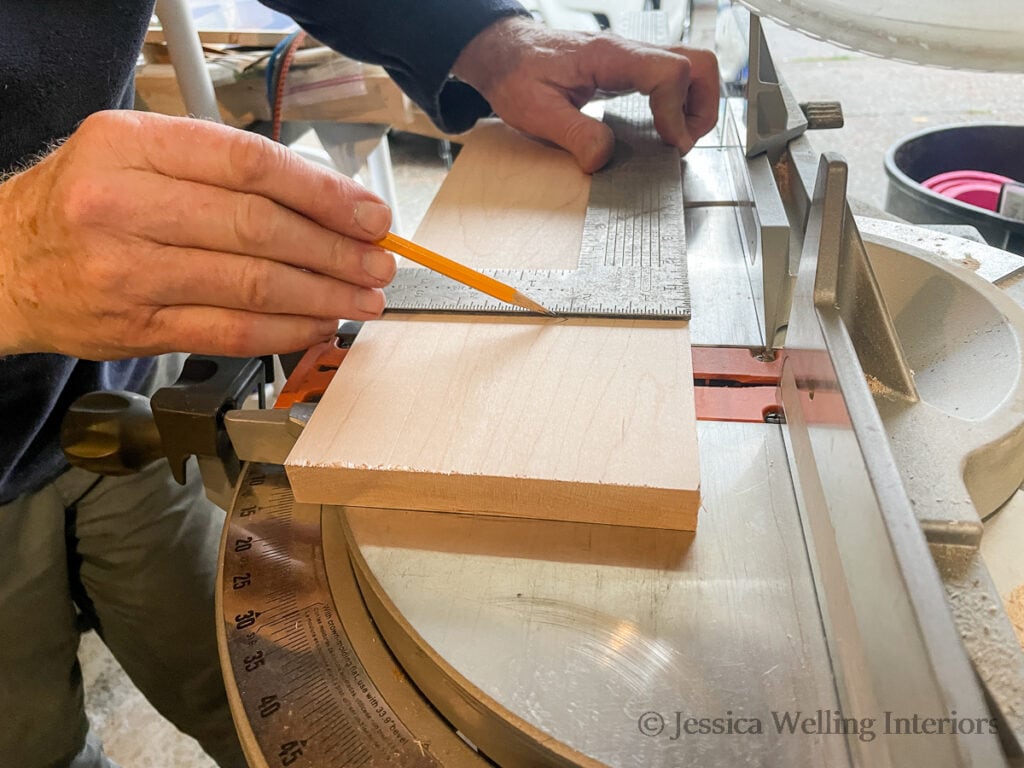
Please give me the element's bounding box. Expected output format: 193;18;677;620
285;121;701;530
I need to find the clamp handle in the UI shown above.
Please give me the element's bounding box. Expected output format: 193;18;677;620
60;355;273;485
60;390;164;475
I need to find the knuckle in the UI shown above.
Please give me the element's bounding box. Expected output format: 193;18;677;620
587;34;618;56
114;311;152;352
680;47;717;73
83;253;122;292
224;315;298;356
652;53;692;90
72;111;139;166
329;236;359;276
585;34;626;66
232;194;277;249
672;56;693;84
237;258;273;310
58;175;111;227
227;133;274;186
310;172;337;206
75;111;120;141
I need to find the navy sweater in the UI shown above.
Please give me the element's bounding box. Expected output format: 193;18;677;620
0;0;528;505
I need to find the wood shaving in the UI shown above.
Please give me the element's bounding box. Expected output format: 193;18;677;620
1007;584;1024;652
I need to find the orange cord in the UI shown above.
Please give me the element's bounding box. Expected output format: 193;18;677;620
271;30;307;143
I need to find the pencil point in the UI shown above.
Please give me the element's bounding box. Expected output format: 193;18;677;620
513;291;557;316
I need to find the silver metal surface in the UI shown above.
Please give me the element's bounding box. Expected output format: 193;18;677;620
742;0;1024;72
807;155;918;400
683;206;762;347
744;15;808;161
748;153;794;347
691;85;800;353
680;146;740;207
224;403;313;465
680;95;764;348
708;79;794;355
343;421;850;767
780;151;1016;765
153;0;221;122
673;71;1024;758
1000;183;1024;222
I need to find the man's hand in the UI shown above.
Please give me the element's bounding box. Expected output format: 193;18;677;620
0;111;396;360
452;16;719;173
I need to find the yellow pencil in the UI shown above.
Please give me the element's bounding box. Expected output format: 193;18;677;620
376;232;555;316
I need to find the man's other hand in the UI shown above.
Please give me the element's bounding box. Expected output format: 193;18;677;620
453;16;719;173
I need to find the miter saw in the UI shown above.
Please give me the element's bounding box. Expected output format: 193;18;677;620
63;5;1024;767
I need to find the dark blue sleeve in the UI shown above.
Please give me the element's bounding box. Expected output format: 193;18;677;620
259;0;532;133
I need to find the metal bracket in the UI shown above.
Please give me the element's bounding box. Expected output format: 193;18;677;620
809;154;919;400
779;149;1017;766
223;402;314;466
745;14;808;160
150;355;272;507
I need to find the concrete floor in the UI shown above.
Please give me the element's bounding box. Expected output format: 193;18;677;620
79;7;1023;766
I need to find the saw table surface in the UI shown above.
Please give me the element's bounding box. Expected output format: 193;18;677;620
337;419;848;766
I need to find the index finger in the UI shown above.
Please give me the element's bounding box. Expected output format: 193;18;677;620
97;111;392;240
677;47;720;147
579;37;719;153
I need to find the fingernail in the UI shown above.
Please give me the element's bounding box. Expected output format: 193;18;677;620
354;201;391;237
362;248;396;283
318;319;339;336
356;288;385;316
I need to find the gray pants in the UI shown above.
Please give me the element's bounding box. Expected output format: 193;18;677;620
0;361;247;767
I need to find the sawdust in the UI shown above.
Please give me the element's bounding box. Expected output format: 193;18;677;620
865;373;900;400
865;371;915;401
959;255;981;272
1007;585;1024;652
866;374;887;395
772;153;791;193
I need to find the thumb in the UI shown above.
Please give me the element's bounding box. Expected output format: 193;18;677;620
517;97;616;173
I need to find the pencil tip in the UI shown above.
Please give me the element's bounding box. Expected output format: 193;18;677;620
513;292;557;316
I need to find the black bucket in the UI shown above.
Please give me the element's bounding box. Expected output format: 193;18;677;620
884;124;1024;255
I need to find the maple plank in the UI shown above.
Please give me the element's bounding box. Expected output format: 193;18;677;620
285;121;700;529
